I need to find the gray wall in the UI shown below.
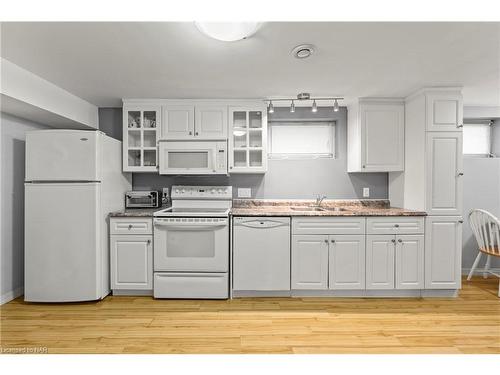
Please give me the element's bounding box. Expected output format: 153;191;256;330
1;113;49;303
492;119;500;156
101;107;388;199
462;157;500;270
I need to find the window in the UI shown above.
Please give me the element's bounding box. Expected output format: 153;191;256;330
463;122;491;156
268;121;335;159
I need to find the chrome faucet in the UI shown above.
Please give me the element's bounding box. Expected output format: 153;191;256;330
315;195;327;208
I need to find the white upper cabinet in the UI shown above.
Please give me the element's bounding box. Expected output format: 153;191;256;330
123;105;161;173
348;100;404;172
426;92;463;132
228;106;268;174
195;105;228;138
426;132;463;215
161;104;227;140
161;105;195;139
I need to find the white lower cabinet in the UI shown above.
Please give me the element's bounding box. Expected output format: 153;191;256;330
329;235;366;289
366;234;424;290
395;235;424;289
425;216;462;289
291;232;366;290
291;235;329;290
110;235;153;290
366;235;395;289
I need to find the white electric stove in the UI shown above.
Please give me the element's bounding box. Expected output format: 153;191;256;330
153;186;232;299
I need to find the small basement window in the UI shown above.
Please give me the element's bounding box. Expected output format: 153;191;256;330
268;121;336;159
463;122;492;156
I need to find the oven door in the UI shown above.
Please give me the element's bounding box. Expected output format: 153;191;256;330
153;217;229;272
158;140;226;175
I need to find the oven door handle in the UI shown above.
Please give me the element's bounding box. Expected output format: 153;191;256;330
153;221;227;230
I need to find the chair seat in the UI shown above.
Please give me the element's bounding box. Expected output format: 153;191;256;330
480;246;500;256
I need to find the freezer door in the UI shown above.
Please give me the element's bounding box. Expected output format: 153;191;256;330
25;183;101;302
25;130;101;181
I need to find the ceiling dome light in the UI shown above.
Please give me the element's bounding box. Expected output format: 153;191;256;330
194;22;261;42
292;44;315;59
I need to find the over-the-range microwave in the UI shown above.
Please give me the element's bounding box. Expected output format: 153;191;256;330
158;139;227;175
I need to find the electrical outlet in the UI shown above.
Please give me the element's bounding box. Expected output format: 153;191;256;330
238;188;252;198
363;187;370;198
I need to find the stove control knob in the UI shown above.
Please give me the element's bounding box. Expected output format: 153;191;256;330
218;189;223;193
181;189;185;193
175;189;179;194
211;189;216;194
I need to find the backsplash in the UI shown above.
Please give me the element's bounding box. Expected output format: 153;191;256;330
99;107;388;199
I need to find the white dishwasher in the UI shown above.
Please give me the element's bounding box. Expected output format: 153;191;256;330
232;217;290;291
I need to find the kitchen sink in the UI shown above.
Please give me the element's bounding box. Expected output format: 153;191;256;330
290;206;325;211
322;207;349;212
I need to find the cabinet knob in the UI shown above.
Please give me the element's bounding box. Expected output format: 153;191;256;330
391;239;396;243
189;131;192;135
195;132;199;136
362;165;366;168
230;166;233;169
458;220;464;224
457;124;463;128
128;224;133;230
398;239;403;243
324;239;329;243
394;224;400;228
457;172;464;177
331;239;336;243
147;239;151;245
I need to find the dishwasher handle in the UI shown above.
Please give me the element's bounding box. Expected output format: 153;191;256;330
235;219;288;229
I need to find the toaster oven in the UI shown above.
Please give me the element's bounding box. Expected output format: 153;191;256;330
125;191;161;208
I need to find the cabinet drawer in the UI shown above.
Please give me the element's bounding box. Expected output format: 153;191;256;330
154;272;228;299
110;218;152;235
292;217;366;235
366;217;424;235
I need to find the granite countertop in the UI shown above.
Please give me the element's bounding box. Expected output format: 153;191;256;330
231;199;427;217
109;207;164;217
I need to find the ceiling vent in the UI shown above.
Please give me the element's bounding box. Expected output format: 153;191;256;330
292;44;315;59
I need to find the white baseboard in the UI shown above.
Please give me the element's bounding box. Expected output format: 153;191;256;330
462;267;500;275
1;287;24;305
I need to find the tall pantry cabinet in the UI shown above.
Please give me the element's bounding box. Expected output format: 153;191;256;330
389;87;463;290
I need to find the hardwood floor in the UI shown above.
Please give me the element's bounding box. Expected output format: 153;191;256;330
1;276;499;354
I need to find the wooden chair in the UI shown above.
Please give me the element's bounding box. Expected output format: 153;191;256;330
468;209;500;297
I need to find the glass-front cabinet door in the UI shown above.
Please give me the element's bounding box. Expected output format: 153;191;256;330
123;106;161;172
228;106;268;173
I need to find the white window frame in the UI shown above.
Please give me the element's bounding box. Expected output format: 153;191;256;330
463;121;492;157
268;121;336;160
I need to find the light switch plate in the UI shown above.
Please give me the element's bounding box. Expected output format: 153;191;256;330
363;187;370;198
238;188;252;198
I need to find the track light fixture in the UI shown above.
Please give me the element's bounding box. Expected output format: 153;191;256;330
333;99;339;112
266;93;343;113
268;101;274;114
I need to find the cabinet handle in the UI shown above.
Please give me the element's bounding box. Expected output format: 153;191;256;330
398;239;403;243
391;239;396;243
458;220;464;224
457;172;464;177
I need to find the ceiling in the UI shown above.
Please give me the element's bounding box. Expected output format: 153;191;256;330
1;22;499;107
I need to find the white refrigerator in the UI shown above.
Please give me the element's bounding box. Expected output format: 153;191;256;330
24;130;132;302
